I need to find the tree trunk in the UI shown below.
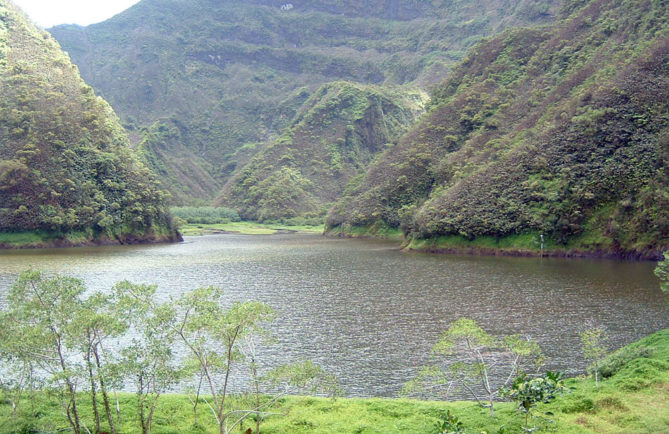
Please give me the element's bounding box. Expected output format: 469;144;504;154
93;345;116;434
138;374;147;434
145;392;159;434
56;333;81;434
254;365;261;434
86;344;101;433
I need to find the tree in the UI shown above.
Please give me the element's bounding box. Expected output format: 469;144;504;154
654;252;669;293
170;287;275;434
69;291;128;434
579;326;608;388
0;270;136;434
0;317;42;421
0;272;337;433
404;318;544;417
112;281;183;434
0;270;87;433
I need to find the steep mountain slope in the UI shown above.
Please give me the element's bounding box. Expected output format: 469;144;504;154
215;82;425;221
49;0;560;203
0;0;179;247
327;0;669;258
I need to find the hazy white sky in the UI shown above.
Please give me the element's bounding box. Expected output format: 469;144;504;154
12;0;141;28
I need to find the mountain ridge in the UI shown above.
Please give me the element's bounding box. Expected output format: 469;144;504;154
49;0;560;203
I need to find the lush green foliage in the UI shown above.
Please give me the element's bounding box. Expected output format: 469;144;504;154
170;206;240;224
215;82;425;220
655;252;669;292
328;0;669;258
0;1;177;245
135;121;220;204
500;371;566;428
49;0;560;203
432;410;465;434
178;220;324;236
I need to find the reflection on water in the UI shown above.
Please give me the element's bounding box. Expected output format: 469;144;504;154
1;234;667;397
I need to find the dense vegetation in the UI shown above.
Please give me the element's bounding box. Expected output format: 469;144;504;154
170;206;240;224
327;0;669;258
49;0;560;203
0;0;178;247
215;82;425;221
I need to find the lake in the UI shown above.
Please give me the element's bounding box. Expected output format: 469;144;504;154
0;233;667;397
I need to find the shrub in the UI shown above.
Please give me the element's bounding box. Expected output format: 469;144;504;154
433;410;465;434
598;346;652;379
561;397;594;414
170;206;240;224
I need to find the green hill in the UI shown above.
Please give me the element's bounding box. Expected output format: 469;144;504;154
215;82;426;221
327;0;669;258
49;0;560;204
0;0;179;248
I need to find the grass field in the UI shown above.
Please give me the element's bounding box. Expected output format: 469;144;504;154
179;221;325;236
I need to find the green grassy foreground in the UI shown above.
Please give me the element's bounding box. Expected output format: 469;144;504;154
1;329;667;433
180;221;324;236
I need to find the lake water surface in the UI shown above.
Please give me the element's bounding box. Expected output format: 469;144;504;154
1;234;667;397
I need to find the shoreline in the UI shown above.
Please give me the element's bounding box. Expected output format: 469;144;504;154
0;232;183;251
403;244;664;261
326;229;664;261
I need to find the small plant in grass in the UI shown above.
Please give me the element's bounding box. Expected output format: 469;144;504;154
433;410;465;434
500;371;565;430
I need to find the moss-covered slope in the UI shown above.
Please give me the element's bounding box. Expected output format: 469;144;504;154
0;1;179;247
49;0;560;203
327;0;669;258
215;82;426;221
